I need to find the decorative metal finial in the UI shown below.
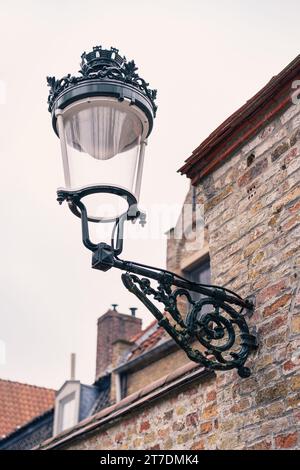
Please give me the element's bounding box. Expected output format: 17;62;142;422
111;304;118;311
47;45;157;115
80;46;125;74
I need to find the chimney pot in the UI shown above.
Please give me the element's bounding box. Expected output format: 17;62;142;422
129;307;137;317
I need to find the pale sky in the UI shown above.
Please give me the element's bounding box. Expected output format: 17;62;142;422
0;0;299;389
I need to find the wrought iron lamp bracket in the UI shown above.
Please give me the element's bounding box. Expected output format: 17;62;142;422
58;190;258;378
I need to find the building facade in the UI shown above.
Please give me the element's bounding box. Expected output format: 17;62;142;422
34;54;300;450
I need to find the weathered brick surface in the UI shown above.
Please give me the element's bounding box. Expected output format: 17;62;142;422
64;101;300;450
126;348;189;397
95;310;142;380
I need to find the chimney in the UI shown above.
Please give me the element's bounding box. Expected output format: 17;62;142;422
95;305;142;380
70;353;76;380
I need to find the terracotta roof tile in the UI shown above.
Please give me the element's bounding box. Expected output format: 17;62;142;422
0;379;55;438
130;319;157;343
128;323;167;360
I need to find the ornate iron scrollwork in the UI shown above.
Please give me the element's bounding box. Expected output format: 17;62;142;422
121;272;257;378
58;190;258;378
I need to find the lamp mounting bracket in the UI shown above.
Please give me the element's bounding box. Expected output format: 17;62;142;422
58;190;258;378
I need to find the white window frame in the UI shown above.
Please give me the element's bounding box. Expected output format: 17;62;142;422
53;381;81;436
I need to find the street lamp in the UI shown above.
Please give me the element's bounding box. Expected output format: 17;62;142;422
48;46;155;222
47;46;257;378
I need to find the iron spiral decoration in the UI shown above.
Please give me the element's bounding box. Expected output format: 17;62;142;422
121;272;257;378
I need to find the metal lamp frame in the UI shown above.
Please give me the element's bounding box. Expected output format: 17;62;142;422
49;46;258;378
57;188;258;378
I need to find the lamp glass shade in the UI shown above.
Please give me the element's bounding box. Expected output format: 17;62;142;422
65;100;142;160
57;97;149;221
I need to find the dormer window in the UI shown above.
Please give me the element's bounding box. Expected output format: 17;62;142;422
52;379;106;437
53;381;80;436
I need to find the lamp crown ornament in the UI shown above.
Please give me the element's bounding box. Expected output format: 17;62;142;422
80;46;125;72
46;45;157;116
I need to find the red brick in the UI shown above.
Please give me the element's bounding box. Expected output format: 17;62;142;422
289;199;300;214
282;215;300;231
158;428;170;439
206;390;217;402
283;360;296;372
115;432;125;443
200;422;213;434
256;280;287;305
263;294;292;317
140;420;151;432
275;432;298;449
202;404;217;419
191;440;205;450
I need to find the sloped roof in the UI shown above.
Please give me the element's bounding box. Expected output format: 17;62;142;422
0;408;54;450
0;379;55;438
128;322;167;360
179;54;300;184
37;362;212;450
91;386;111;414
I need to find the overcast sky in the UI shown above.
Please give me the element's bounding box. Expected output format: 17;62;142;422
0;0;299;390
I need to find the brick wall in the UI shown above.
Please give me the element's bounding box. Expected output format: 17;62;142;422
64;374;218;450
126;349;190;397
59;99;300;451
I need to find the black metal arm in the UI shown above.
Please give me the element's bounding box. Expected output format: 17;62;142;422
58;189;258;378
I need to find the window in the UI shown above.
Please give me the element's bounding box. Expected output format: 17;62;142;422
184;256;211;306
58;392;76;432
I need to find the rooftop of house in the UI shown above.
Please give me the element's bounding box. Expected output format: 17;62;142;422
179;53;300;184
0;378;55;438
127;320;167;360
37;362;213;450
111;319;176;376
0;378;111;448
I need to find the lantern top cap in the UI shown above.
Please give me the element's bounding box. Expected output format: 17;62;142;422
47;45;157;116
80;46;125;72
